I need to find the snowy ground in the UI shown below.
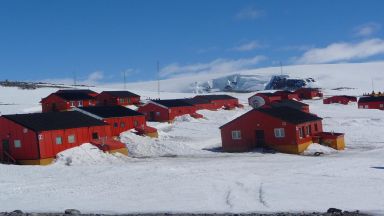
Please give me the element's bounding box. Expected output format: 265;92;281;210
0;63;384;214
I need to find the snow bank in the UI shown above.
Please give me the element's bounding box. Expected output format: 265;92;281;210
54;143;129;166
303;143;338;156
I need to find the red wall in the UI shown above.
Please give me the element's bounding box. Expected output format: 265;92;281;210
211;99;239;109
295;89;322;100
96;92;140;106
42;94;96;112
220;110;323;152
248;94;281;106
0;117;40;160
0;116;112;161
358;101;384;110
38;125;111;159
324;96;355;105
105;116;146;136
138;103;196;122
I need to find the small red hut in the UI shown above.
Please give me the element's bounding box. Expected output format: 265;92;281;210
138;99;196;122
194;95;239;110
76;106;156;137
323;95;357;105
294;88;323;100
0;111;126;165
220;107;324;154
248;93;281;107
358;96;384;110
96;91;140;106
41;90;97;112
271;100;310;113
273;90;300;100
183;97;214;110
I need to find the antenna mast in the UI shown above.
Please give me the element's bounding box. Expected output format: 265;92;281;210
123;70;127;90
73;71;77;87
280;61;283;76
157;61;160;98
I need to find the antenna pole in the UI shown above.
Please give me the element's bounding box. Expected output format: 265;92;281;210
124;70;127;90
157;61;160;98
280;61;283;76
73;71;77;87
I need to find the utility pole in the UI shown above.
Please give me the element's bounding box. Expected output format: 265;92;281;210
123;70;127;90
280;61;283;76
73;71;77;87
157;61;160;98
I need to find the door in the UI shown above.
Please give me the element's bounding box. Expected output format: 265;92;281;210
149;111;155;121
2;139;10;153
51;103;57;112
254;130;265;147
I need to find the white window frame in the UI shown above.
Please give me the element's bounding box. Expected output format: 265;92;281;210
56;136;62;145
14;140;21;148
274;128;285;138
380;104;384;108
231;130;241;140
70;101;75;107
77;100;83;107
68;135;75;144
364;105;369;108
298;127;304;138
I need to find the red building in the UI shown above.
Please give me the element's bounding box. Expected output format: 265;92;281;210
220;107;324;154
248;93;281;107
41;90;97;112
76;106;155;137
194;95;239;110
56;89;98;97
138;99;196;122
273;90;300;100
294;88;323;100
96;91;140;106
358;96;384;110
323;95;357;105
271;100;310;113
183;97;215;110
0;111;127;165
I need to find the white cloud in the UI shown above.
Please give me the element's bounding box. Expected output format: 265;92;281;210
235;7;265;20
354;22;381;37
295;38;384;64
160;55;267;78
232;41;262;51
84;71;103;84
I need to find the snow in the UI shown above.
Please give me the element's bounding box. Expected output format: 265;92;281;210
54;143;130;166
302;143;338;156
0;62;384;214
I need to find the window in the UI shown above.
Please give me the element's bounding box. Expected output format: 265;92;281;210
274;128;285;138
156;112;160;116
128;98;131;103
14;140;21;148
359;105;363;108
56;136;62;145
231;130;241;140
23;128;28;133
133;120;138;127
306;125;311;135
70;101;75;107
298;128;304;138
92;132;99;140
120;122;125;128
364;105;369;108
114;122;118;128
68;135;75;144
77;101;83;107
380;104;384;108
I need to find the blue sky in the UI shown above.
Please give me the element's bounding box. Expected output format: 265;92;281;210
1;0;384;84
